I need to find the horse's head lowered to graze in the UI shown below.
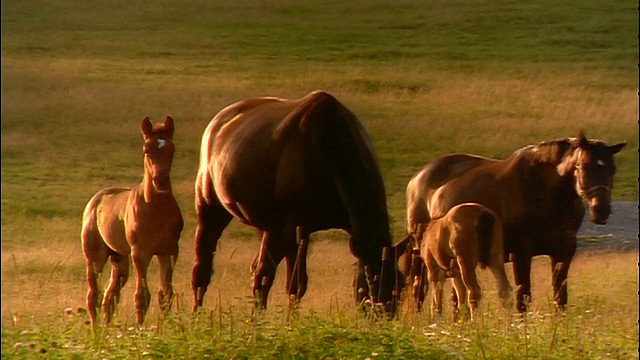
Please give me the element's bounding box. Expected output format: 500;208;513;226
353;237;412;315
555;130;626;225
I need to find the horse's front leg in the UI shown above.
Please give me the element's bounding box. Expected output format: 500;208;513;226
550;251;575;311
132;250;152;325
411;253;427;312
252;230;286;310
191;199;232;311
489;260;513;309
512;252;532;313
157;254;177;314
285;227;309;306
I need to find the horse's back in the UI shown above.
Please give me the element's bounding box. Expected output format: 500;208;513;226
196;90;383;233
407;154;493;231
446;203;497;228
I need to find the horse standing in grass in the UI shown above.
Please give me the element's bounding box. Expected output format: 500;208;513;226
406;130;625;313
421;203;511;322
192;90;404;316
81;116;184;326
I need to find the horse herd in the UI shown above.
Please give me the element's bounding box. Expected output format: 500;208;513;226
81;90;626;327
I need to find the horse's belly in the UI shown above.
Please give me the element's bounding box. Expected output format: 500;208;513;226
96;204;131;255
211;157;279;226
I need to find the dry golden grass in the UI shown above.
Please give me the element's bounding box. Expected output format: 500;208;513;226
3;227;636;328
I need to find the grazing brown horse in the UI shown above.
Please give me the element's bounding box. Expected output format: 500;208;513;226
192;90;403;315
81;116;184;326
421;203;512;321
406;130;625;312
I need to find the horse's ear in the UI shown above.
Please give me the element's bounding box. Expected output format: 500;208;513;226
141;116;153;138
164;116;175;138
609;141;626;155
577;129;589;148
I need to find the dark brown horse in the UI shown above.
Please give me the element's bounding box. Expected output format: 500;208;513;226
406;131;625;312
82;116;184;326
421;203;511;322
192;90;403;315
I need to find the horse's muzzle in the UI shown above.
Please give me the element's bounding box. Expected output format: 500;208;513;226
588;202;611;225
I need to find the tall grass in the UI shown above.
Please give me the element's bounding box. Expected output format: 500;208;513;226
2;239;637;359
2;0;637;358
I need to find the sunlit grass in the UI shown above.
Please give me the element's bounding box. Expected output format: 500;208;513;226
2;237;637;359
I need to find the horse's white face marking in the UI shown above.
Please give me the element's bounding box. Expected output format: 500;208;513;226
158;139;166;149
597;159;606;167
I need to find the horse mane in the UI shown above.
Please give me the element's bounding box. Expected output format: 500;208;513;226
526;138;577;166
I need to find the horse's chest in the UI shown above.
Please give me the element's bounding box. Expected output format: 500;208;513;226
126;200;182;241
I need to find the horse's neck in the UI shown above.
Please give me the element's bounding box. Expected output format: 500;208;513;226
141;173;172;203
511;150;578;202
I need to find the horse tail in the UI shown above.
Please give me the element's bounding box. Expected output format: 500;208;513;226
476;209;495;269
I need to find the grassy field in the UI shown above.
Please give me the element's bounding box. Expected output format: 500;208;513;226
2;0;637;358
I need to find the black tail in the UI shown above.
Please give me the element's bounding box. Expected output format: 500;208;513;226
476;210;495;269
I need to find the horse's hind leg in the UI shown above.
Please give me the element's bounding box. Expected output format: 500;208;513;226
456;255;481;321
451;275;468;322
253;229;287;310
83;251;109;327
157;254;177;314
82;226;109;327
102;253;130;325
425;252;444;320
192;199;232;311
132;249;152;324
284;226;309;306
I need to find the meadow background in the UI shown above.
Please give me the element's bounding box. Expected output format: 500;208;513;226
2;0;637;358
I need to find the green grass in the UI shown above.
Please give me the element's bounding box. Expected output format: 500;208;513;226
2;0;637;358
